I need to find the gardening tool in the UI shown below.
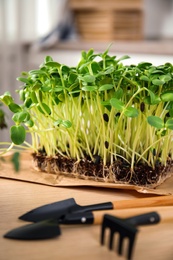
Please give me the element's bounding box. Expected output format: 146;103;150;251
4;219;61;240
4;206;173;240
101;206;173;260
19;195;173;222
101;212;160;260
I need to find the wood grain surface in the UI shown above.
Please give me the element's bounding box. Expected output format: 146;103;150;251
1;178;173;260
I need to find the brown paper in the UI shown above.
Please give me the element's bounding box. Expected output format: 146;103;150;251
1;151;173;195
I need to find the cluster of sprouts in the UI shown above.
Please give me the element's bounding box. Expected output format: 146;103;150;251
1;48;173;172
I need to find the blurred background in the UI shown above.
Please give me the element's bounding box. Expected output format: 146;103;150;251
0;0;173;142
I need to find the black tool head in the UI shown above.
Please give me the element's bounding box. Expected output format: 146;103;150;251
19;197;113;222
4;219;61;240
101;214;137;260
19;198;77;222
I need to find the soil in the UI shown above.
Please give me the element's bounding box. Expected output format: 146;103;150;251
32;152;173;188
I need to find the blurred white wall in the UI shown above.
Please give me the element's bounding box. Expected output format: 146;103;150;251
144;0;173;39
1;0;173;43
0;0;173;143
0;0;70;142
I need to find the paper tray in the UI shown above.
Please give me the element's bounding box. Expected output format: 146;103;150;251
1;151;173;195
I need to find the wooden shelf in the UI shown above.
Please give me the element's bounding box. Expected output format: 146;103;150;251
69;0;143;11
69;0;144;41
35;40;173;56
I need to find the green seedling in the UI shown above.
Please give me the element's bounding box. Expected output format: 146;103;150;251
0;48;173;184
0;101;20;171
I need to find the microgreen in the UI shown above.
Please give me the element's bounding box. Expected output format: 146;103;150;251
0;101;7;129
0;101;20;171
0;49;173;175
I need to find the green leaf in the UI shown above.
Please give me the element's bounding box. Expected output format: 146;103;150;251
82;86;98;92
161;91;173;102
37;103;51;115
117;55;130;62
53;86;64;92
152;79;164;86
140;75;150;81
0;108;7;129
54;119;72;128
24;98;33;108
165;119;173;130
86;48;94;58
148;90;158;104
62;65;70;73
21;71;28;76
124;107;139;118
16;77;29;84
78;61;90;72
19;89;25;101
54;119;62;127
0;92;13;106
150;69;163;75
160;74;171;82
101;100;111;106
81;50;87;59
68;73;78;84
101;47;109;58
114;88;123;99
29;69;47;75
110;98;124;110
69;89;81;94
147;116;164;129
82;75;95;83
9;103;22;113
91;62;100;74
45;61;61;68
41;86;52;92
138;62;152;69
99;84;114;91
44;56;53;63
12;111;30;123
30;92;38;103
25;119;34;127
61;120;72;128
104;66;114;74
169;109;173;117
10;125;26;145
58;93;65;102
11;152;20;172
144;95;161;105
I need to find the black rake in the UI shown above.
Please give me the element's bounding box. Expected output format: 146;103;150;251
101;212;160;260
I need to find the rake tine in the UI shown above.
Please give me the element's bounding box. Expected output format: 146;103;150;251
109;230;115;250
100;222;105;245
117;218;138;259
127;234;136;260
101;214;113;245
118;234;124;255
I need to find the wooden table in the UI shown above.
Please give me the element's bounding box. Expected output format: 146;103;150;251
1;178;173;260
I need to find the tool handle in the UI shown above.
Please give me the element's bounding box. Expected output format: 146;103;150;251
112;195;173;210
75;195;172;213
93;206;173;224
125;212;160;226
77;195;173;214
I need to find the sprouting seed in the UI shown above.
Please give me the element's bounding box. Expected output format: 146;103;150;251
103;113;109;122
104;141;109;149
93;154;101;164
153;149;156;156
140;102;145;112
166;111;170;117
115;112;120;117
